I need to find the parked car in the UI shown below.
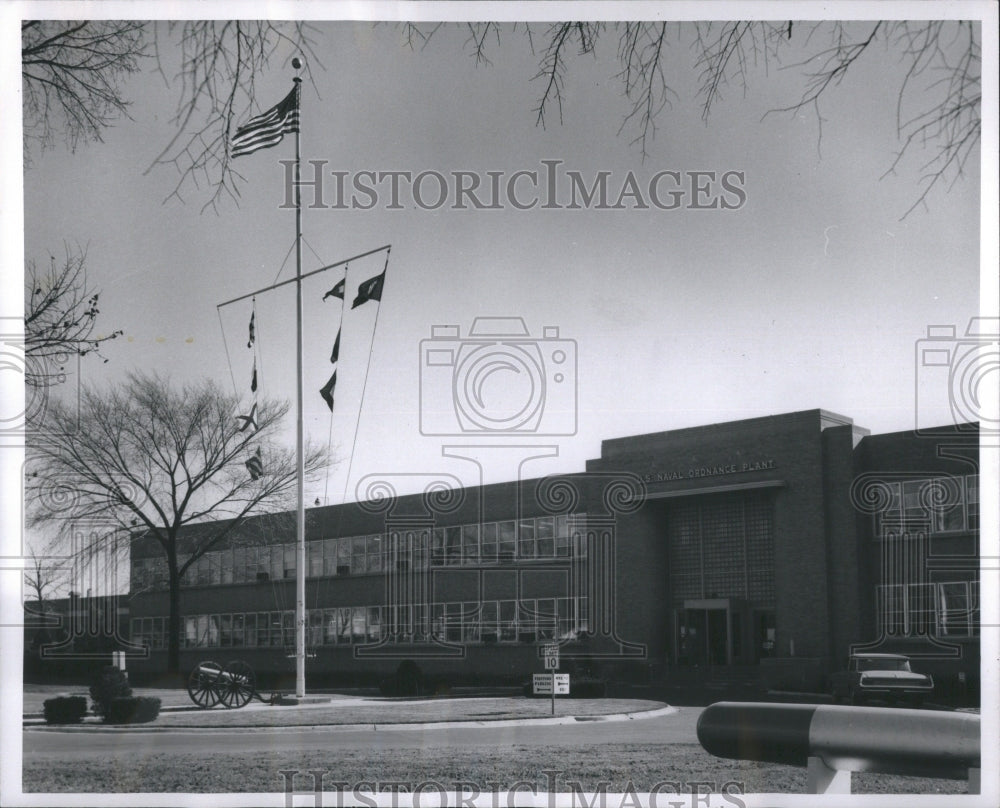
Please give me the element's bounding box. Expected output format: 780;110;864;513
830;653;933;706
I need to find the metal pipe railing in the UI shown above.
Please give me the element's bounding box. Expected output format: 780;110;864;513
696;702;980;794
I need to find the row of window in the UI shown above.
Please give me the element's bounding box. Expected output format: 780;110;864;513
877;580;980;638
131;515;587;591
130;596;590;650
877;475;979;534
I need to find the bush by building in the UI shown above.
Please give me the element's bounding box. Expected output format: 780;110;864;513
103;696;161;724
89;665;132;716
42;695;87;724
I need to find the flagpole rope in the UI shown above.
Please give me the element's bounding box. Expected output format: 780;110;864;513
302;236;325;266
271;238;299;288
341;248;391;505
217;307;240;399
322;280;345;506
252;297;264;396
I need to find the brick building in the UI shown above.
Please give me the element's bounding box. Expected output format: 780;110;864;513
123;409;980;691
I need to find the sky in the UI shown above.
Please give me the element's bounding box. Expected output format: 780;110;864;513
7;5;998;514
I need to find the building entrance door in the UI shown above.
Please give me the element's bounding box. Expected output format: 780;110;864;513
674;600;732;666
674;599;749;666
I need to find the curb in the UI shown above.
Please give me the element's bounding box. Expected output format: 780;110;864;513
24;704;677;733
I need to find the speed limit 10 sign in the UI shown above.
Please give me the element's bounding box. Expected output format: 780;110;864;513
543;644;559;670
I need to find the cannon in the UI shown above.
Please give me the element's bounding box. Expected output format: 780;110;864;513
186;660;258;709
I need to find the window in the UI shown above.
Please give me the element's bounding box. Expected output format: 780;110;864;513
367;606;382;641
309;542;323;578
536;518;555;558
337;539;351;575
445;602;463;642
414;530;429;570
366;535;383;573
233;547;247;583
499;600;517;641
328;538;340;571
351;606;366;642
557;598;575;639
283;544;296;579
244;613;256;647
462;525;480;563
536;598;556;640
220;614;232;647
480;601;498;643
309;610;323;646
518;519;535;559
967;475;979;531
220;548;234;584
431;529;445;567
518;600;537;643
282;611;295;647
498;521;516;561
462;602;480;643
481;523;498;563
268;612;283;647
431;603;445;641
269;546;283;581
351;537;366;573
445;527;462;566
337;608;352;644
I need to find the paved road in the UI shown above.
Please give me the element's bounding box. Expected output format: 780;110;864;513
24;707;703;758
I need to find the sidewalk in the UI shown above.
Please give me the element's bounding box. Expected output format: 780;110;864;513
24;691;674;730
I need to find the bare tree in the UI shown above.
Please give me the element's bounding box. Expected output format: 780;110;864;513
401;20;982;218
23;19;981;218
27;372;332;675
24;246;124;390
21;20;146;155
146;21;322;211
23;551;65;609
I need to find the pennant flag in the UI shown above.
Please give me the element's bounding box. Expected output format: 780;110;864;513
230;87;299;158
352;271;385;309
323;278;345;301
236;403;258;433
320;370;337;411
251;358;258;393
247;310;255;348
245;447;264;480
330;329;341;364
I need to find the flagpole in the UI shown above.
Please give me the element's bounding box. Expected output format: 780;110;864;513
292;65;306;699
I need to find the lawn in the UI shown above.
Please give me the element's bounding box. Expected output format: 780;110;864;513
22;742;968;795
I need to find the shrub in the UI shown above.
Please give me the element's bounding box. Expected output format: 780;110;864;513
104;696;161;724
43;696;87;724
89;665;132;716
379;660;425;697
569;677;606;698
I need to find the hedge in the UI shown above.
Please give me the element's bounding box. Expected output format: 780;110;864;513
103;696;162;724
43;696;87;724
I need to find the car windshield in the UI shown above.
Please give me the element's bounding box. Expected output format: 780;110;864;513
857;658;909;671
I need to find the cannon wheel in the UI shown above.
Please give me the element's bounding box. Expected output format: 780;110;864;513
219;660;257;709
187;660;223;709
